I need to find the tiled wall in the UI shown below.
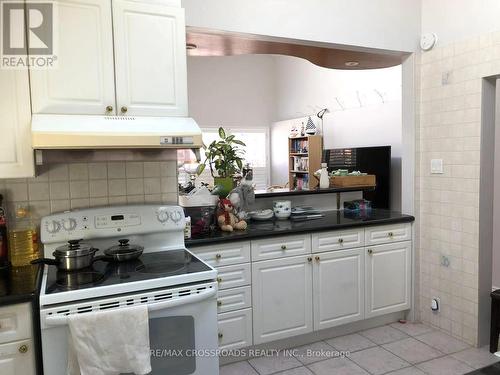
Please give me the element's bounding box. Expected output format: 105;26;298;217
417;33;500;345
0;156;179;224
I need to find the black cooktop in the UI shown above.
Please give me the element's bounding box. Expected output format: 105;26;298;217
44;250;212;295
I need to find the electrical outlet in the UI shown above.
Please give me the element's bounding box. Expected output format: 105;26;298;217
431;297;440;312
431;159;443;174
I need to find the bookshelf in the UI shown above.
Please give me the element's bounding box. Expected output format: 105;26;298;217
288;135;322;190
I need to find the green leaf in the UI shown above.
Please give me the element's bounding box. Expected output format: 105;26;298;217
233;139;246;146
218;127;226;139
236;158;243;170
196;164;206;175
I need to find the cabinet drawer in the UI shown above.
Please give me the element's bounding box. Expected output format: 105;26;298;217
217;286;252;314
251;235;311;261
189;241;250;267
216;263;251;290
218;308;253;350
0;303;32;344
365;224;411;245
0;339;35;375
312;229;364;253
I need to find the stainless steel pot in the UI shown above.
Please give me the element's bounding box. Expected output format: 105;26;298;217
32;240;98;271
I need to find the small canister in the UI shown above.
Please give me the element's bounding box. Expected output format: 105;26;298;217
184;216;192;239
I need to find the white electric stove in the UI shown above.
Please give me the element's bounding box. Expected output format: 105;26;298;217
38;205;219;375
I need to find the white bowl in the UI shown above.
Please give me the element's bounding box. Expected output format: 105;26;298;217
274;211;291;220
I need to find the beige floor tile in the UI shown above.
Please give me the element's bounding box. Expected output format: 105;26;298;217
382;337;443;364
307;357;369;375
349;346;411;375
360;325;409;345
451;345;500;369
385;367;427;374
390;322;434;336
326;333;377;353
415;331;470;354
275;367;314;375
248;352;302;375
416;355;473;375
220;361;258;375
292;341;339;365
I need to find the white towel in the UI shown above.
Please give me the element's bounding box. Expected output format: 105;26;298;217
67;305;151;375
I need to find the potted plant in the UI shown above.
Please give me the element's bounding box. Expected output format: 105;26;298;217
197;127;246;197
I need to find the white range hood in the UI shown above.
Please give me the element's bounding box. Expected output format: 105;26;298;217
31;114;203;149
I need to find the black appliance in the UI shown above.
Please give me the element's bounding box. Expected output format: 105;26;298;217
323;146;391;209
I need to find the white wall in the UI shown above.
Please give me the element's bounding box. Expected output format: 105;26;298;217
421;0;500;46
187;55;276;127
271;56;402;209
182;0;421;52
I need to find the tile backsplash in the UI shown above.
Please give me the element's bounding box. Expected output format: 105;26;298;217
0;159;179;224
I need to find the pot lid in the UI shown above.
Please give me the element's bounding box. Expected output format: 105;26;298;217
53;240;96;258
105;239;144;255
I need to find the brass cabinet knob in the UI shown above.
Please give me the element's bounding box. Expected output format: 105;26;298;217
18;344;28;354
315;256;320;262
216;277;222;283
105;105;113;113
215;253;222;260
281;245;287;250
338;238;344;244
388;232;394;237
121;106;128;114
368;249;373;254
217;300;222;306
307;256;312;262
218;332;223;339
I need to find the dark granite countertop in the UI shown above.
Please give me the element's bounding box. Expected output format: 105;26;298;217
0;264;42;306
186;209;415;247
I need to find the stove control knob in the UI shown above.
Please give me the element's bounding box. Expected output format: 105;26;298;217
63;218;77;231
156;209;170;223
170;210;182;223
46;220;61;234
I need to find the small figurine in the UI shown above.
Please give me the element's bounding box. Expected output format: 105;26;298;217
217;198;247;232
228;183;255;220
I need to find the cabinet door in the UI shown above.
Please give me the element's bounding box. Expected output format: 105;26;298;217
0;339;35;375
113;0;188;116
217;308;252;350
252;256;313;344
0;69;34;178
365;241;411;318
30;0;116;115
313;249;364;330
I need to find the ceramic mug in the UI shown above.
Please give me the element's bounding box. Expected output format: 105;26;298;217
273;200;291;220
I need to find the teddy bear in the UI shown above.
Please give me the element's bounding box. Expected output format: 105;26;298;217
217;198;247;232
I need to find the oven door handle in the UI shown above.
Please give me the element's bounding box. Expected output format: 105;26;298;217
43;288;217;327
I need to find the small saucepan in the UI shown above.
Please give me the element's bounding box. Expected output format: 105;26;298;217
32;240;98;271
94;239;144;263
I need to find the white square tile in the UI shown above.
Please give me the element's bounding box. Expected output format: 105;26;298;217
219;361;258;375
451;346;499;369
70;181;89;199
143;162;161;177
69;163;89;181
161;177;177;193
349;346;411;375
307;357;369;375
49;181;70;200
107;162;126;179
144;177;161;195
89;180;108;198
360;325;409;345
382;337;443;364
50;199;70;213
248;351;301;375
292;341;338;365
416;355;473;375
28;182;50;201
390;322;434;337
415;331;470;354
5;183;28;201
325;333;376;353
126;162;144;178
48;164;69;181
108;179;127;196
126;179;144;195
88;163;108;180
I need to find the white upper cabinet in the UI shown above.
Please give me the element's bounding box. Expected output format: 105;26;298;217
0;69;34;178
113;1;188;116
30;0;116;115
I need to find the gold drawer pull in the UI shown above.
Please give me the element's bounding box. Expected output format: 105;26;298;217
218;332;223;339
215;253;222;260
388;232;394;237
217;277;222;283
315;256;320;262
338;238;344;244
368;249;373;254
105;105;113;113
121;106;128;114
307;256;312;262
217;300;222;306
18;344;28;354
281;245;287;250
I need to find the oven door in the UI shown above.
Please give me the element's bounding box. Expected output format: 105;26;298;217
40;283;219;375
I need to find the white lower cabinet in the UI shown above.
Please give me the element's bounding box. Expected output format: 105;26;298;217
0;339;35;375
313;248;364;330
365;241;412;318
217;308;253;350
252;256;313;344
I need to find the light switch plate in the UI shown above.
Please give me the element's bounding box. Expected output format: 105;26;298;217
431;159;443;174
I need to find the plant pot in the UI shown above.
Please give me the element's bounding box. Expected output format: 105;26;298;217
213;177;235;197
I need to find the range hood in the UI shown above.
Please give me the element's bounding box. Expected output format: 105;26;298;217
31;114;203;149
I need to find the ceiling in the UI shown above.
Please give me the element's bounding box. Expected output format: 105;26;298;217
186;28;409;70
